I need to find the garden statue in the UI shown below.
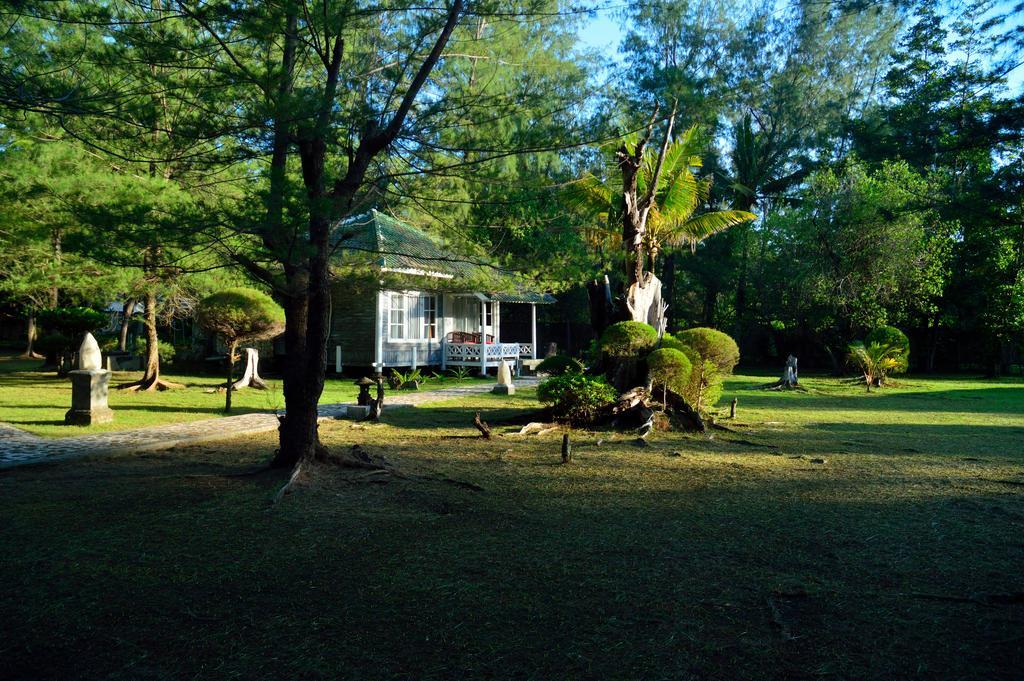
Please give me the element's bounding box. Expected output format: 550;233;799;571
492;360;515;395
65;333;114;425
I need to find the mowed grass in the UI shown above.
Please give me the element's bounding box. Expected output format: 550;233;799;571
1;375;1022;679
0;354;486;437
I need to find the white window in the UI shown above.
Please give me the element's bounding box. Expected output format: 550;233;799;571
422;295;437;340
479;301;493;327
389;293;406;340
388;292;438;341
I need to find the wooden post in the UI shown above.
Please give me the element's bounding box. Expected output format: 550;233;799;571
561;433;572;464
479;297;487;376
730;398;737;419
411;346;418;371
335;345;342;373
530;303;537;359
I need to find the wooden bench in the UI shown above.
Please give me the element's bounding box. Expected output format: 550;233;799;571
445;331;495;344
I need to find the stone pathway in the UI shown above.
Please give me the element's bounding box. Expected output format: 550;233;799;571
0;378;537;469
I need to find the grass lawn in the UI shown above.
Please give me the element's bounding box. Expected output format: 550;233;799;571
0;354;487;437
1;374;1022;679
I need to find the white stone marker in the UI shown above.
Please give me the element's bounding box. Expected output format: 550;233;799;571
492;360;515;395
65;333;114;425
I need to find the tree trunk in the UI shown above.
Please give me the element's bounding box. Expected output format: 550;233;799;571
118;299;136;352
20;314;43;359
224;340;237;413
231;348;268;390
661;252;676;334
116;290;182;391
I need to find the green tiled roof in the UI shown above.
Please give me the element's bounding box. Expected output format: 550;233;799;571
333;210;554;303
333;210;477;279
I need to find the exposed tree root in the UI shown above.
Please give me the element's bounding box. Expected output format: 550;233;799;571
758;379;808;391
272;443;485;503
117;376;185;392
18;351;44;360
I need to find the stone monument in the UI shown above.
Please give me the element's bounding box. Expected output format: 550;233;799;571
65;333;114;425
492;360;515;395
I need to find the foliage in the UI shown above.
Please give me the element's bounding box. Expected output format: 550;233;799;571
536;355;585;376
537;373;618;424
847;341;908;389
646;347;692;395
388;368;424;390
196;289;285;351
448;366;472;381
34;333;70;355
37;307;107;342
133;337;176;365
660;336;722;409
865;326;910;371
670;328;739;374
599;321;659;358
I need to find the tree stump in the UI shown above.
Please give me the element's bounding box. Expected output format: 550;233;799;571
561;433;572;463
231;348;269;390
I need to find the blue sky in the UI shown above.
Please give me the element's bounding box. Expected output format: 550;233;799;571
574;1;1024;95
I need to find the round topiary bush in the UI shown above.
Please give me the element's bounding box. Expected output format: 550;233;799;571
865;325;910;372
672;327;740;374
599;321;659;357
537;372;618;424
536;354;585;376
646;347;692;395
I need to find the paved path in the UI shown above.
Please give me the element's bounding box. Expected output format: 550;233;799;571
0;379;537;469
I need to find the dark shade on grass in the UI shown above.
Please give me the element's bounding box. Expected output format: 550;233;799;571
1;377;1022;679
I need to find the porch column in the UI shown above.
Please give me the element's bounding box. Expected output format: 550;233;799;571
494;301;501;343
530;303;537;358
374;289;384;375
439;294;447;370
479;297;487;376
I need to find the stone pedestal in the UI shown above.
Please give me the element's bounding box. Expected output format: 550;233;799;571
65;369;114;425
345;404;371;420
492;360;516;395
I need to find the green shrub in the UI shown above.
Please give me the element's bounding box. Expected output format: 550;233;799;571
134;337;177;364
599;321;658;357
864;325;910;372
538;372;618;423
96;333;120;353
35;333;71;354
672;327;740;374
536;354;585;376
37;307;108;340
660;339;723;409
646;347;692;395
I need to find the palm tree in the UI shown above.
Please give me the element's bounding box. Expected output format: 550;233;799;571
568;124;756;278
847;341;906;390
567;120;756;334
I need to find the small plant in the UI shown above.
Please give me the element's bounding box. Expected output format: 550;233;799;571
428;371;446;382
646;347;692;403
599;321;659;357
536;354;585;376
848;341;906;390
392;368;423;390
448;366;472;381
537;372;618;424
865;325;910;372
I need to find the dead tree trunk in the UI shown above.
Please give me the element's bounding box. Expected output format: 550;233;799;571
617;101;676;331
760;355;803;391
19;314;43;359
231;348;269;390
